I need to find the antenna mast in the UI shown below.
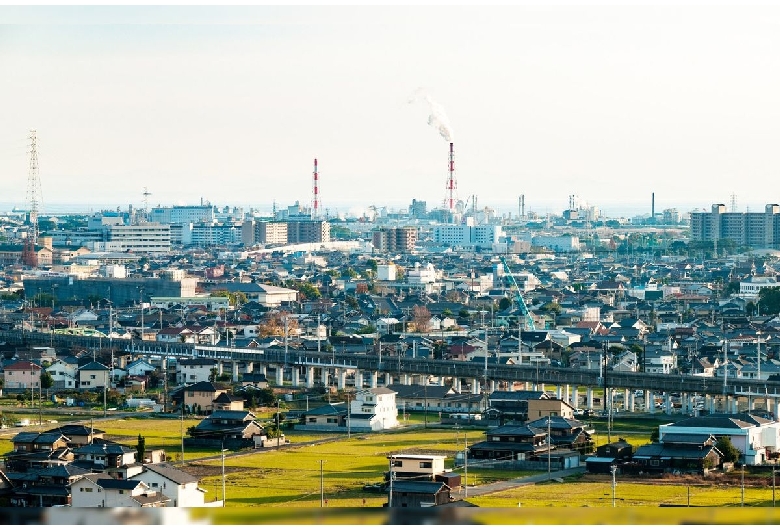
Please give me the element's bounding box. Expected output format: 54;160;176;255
22;130;42;267
142;187;152;223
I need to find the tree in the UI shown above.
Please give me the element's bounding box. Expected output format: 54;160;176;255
716;436;741;463
209;368;218;383
40;370;53;391
650;427;659;443
757;287;780;316
136;434;146;462
412;305;432;333
498;297;511;311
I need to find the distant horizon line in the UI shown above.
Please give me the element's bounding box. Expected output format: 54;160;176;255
0;199;770;219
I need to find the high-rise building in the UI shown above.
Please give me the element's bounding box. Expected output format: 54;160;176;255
372;227;418;253
690;203;780;248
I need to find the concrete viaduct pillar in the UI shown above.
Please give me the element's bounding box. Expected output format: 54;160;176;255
232;362;239;383
572;387;579;408
586;387;594;410
292;366;300;387
665;393;672;415
472;379;480;395
337;369;346;390
305;367;315;388
275;365;284;387
370;371;378;388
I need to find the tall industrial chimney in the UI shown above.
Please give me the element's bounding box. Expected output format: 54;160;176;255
312;158;320;220
651;192;655;222
445;142;457;212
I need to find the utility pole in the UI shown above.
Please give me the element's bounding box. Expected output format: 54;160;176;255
320;459;326;507
611;464;617;507
464;431;468;498
388;456;394;507
547;415;551;483
221;440;227;507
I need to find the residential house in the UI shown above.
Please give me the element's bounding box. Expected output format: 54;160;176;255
526;398;576;421
657;413;778;465
629;433;723;475
298;403;346;431
387;481;453;508
468;424;550;461
78;361;110;390
487;390;549;422
212;392;245;412
387;454;447;481
240;372;269;389
125;359;156;378
185;410;264;450
45;359;78;390
5;432;73;473
177;381;226;414
43;424;105;447
386;384;458;416
526;415;595;454
133;463;208;507
70;475;171;507
71;440;137;473
346;387;399;432
2;361;42;390
176;358;218;385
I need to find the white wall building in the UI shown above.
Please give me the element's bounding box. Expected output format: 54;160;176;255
377;264;397;281
406;263;438;285
133;463;208;507
347;387;399;432
176;358;218;385
740;276;780;299
432;219;503;247
531;235;581;252
70;476;170;507
149;205;214;225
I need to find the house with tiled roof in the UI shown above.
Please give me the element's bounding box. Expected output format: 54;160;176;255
4;463;93;507
186;410;264;449
78;361;109;390
70;475;170;507
630;433;723;475
133;463;208;507
2;360;42;390
658;413;778;465
5;432;73;474
71;440;137;473
468;424;550;461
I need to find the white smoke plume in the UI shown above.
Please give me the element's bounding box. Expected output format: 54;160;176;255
408;87;454;143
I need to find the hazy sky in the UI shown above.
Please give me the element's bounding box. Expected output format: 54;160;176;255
2;5;780;218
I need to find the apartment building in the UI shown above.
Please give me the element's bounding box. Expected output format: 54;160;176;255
690;204;780;248
372;227;418;253
242;220;289;246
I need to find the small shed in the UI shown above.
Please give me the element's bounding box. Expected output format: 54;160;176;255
388;481;452;508
435;472;461;490
585;456;616;474
596;438;633;461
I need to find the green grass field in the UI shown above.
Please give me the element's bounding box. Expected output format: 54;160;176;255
5;411;772;510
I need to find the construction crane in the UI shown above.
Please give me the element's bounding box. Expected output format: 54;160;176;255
499;256;535;331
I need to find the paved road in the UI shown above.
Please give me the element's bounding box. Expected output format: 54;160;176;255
452;465;586;500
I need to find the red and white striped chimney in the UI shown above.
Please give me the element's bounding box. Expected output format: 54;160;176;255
312;158;320;219
445;142;457;211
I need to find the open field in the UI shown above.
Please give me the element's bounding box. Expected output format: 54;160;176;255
5;414;778;511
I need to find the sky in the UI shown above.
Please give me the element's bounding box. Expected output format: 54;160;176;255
2;4;780;219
